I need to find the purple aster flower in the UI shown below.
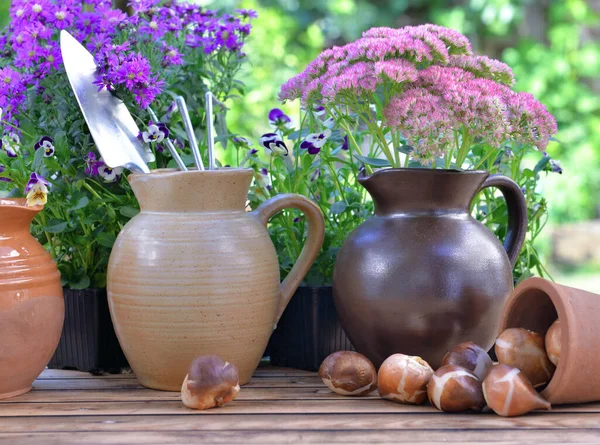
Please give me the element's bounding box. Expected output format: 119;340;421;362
268;108;291;126
34;136;55;157
300;129;332;155
341;135;349;151
162;45;183;67
115;53;151;89
128;0;161;14
260;167;268;176
134;76;163;109
86;34;112;53
235;9;258;19
99;8;128;34
98;163;123;183
24;172;49;193
215;23;240;51
142;121;169;143
47;8;74;29
92;74;114;92
84;152;103;175
259;133;289;156
139;18;167;39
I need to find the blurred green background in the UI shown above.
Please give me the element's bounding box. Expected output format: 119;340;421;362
1;0;598;290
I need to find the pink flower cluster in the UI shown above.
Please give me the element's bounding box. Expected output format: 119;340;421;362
384;66;557;158
280;25;474;103
279;24;557;160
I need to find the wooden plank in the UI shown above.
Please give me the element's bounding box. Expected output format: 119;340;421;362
0;399;441;416
39;367;314;380
38;370;135;380
0;387;379;403
2;429;600;445
4;387;600;413
27;375;324;391
0;413;599;432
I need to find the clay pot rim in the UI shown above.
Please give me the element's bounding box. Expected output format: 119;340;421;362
357;167;489;184
0;198;43;213
502;277;572;401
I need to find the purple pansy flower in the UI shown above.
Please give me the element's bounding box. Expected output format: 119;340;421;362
549;159;563;174
300;129;332;155
0;164;10;183
84;152;103;175
24;172;49;193
313;104;326;116
259;133;288;156
98;163;123;183
341;135;349;151
2;133;20;157
232;136;251;147
34;136;55;157
268;108;291;126
309;168;321;182
141;121;169;143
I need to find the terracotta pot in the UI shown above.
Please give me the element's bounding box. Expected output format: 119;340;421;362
333;168;527;369
0;198;64;399
499;277;600;404
107;168;324;390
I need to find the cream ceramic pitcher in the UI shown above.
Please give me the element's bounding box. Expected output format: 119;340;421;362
107;168;324;390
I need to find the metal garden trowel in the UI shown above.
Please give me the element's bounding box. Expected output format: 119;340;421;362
60;30;155;174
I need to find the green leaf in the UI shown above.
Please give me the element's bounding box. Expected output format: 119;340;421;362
119;206;140;218
69;196;89;211
533;156;550;174
397;145;414;155
42;221;68;233
69;274;91;290
330;201;347;215
353;154;391;168
96;232;116;248
32;143;46;170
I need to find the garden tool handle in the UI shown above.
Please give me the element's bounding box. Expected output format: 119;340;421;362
252;194;325;322
477;174;528;267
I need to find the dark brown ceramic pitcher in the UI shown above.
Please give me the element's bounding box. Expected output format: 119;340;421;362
333;168;527;369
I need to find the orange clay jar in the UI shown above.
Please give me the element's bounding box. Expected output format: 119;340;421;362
0;198;64;399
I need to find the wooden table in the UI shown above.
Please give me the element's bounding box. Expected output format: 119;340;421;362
1;367;599;444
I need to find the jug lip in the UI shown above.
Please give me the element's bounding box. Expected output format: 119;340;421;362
128;167;254;182
0;198;43;213
357;167;489;183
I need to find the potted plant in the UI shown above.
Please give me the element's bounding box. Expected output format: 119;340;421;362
252;25;562;370
0;0;256;371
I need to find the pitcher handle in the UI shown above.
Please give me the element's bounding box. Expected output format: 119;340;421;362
251;194;325;321
477;174;528;267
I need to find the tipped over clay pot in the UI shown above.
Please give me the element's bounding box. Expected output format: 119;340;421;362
499;277;600;404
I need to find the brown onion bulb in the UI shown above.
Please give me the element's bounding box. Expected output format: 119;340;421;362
483;364;551;417
441;341;493;380
495;328;555;387
545;319;561;366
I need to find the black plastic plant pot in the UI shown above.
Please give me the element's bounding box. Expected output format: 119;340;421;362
48;288;128;373
266;286;354;371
